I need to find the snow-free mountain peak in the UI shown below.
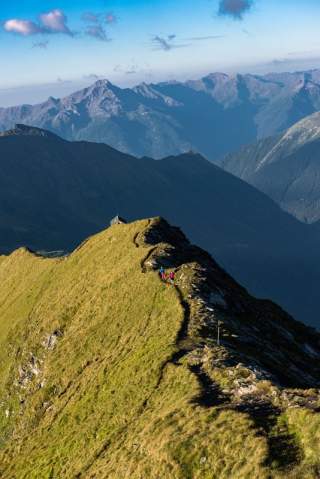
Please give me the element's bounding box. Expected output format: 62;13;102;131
2;69;320;160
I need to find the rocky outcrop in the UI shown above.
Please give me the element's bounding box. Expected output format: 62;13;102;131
138;217;320;391
136;217;320;471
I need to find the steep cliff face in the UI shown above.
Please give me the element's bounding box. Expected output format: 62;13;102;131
1;218;320;478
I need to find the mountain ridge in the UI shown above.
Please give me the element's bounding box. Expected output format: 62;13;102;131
1;124;320;326
2;69;320;159
0;123;62;139
222;111;320;223
1;218;320;478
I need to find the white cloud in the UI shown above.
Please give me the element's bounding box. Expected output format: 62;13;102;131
39;9;73;35
3;9;117;43
4;19;42;36
3;9;73;37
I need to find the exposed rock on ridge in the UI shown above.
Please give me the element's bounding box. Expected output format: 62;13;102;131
137;217;320;391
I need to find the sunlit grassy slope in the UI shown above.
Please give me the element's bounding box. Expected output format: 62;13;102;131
0;219;320;478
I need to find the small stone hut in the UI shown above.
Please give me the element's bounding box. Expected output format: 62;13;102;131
110;215;127;226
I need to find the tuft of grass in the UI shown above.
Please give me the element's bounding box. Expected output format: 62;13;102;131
285;409;320;473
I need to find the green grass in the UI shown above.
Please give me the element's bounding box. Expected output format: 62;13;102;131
0;219;319;478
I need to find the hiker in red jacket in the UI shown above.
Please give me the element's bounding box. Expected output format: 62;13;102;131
169;271;175;284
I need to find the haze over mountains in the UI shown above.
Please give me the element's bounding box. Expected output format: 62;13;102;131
1;123;320;328
222;111;320;224
2;70;320;160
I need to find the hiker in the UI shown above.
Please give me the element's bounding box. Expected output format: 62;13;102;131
159;267;167;281
169;271;175;284
159;266;165;280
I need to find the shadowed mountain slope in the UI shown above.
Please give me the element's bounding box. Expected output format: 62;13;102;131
222;111;320;223
2;70;320;160
1;218;320;478
1;125;320;326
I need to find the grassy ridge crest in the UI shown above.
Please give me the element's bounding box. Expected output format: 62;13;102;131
0;219;319;478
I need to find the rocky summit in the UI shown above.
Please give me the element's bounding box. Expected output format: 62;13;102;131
1;218;320;478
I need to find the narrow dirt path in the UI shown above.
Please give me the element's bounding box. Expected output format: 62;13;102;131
134;222;303;473
136;226;231;411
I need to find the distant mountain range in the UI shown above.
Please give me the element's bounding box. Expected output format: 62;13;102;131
222;111;320;223
1;124;320;327
2;70;320;160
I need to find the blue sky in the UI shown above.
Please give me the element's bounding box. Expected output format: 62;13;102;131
1;0;320;106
